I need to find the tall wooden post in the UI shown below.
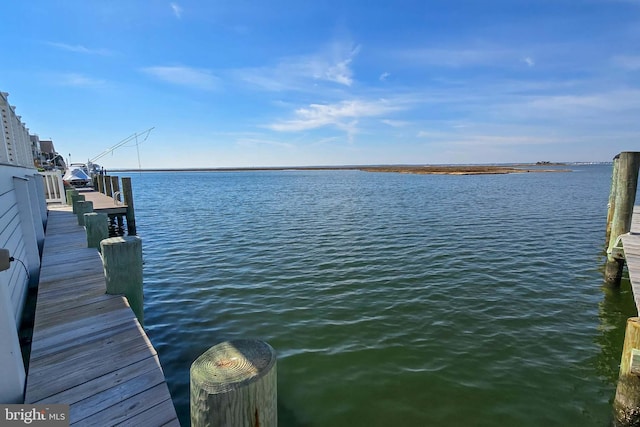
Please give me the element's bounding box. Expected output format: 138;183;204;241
97;175;105;194
605;152;640;285
71;194;85;213
66;189;78;206
101;236;143;325
606;156;620;247
614;318;640;426
191;339;277;427
104;175;113;198
75;201;93;226
122;177;137;235
84;212;109;250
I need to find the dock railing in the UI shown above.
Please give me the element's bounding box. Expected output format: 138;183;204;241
38;170;66;204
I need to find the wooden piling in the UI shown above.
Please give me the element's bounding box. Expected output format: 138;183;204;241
75;201;93;226
71;194;85;214
104;175;113;198
190;339;277;427
84;212;109;250
97;175;105;194
605;152;640;285
65;189;78;206
614;318;640;426
606;156;620;247
121;177;137;236
101;236;143;325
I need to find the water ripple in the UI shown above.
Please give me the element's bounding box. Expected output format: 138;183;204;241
130;166;623;426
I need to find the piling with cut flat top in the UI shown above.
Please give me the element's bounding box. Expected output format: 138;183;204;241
101;236;143;325
97;175;105;194
605;152;640;285
606;156;620;247
122;177;137;235
65;189;78;206
71;194;85;213
84;212;109;250
104;175;113;198
75;201;93;226
614;318;640;426
191;339;277;427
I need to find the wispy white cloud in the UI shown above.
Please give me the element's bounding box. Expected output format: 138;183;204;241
408;84;640;157
612;54;640;70
46;42;111;55
54;73;106;87
390;45;547;69
235;41;360;91
418;133;557;147
394;47;513;67
170;3;183;19
267;99;403;132
235;138;294;149
518;90;640;117
323;43;360;86
141;66;218;90
381;119;409;127
379;72;390;81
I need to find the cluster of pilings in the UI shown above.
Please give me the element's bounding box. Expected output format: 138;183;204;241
605;152;640;284
94;174;137;236
65;176;136;237
74;176;278;426
605;152;640;426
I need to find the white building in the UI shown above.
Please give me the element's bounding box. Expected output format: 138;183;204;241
0;91;45;403
1;92;34;168
30;134;42;168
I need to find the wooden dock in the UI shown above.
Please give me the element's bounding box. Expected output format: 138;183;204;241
24;207;179;426
622;205;640;311
77;188;127;215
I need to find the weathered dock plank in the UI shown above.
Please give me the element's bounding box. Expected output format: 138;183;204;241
80;383;177;427
24;208;178;426
622;206;640;312
77;188;127;214
29;312;137;362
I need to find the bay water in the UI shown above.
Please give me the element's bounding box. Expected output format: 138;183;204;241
122;165;636;426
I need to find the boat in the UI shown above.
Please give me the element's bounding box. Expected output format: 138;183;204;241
62;166;91;187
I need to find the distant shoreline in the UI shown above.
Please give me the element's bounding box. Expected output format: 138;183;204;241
358;165;571;175
110;164;572;175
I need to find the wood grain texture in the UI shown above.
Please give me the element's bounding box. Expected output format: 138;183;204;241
614;318;640;425
606;153;640;284
101;236;144;325
622;206;640;313
24;209;178;425
191;339;277;427
77;188;128;215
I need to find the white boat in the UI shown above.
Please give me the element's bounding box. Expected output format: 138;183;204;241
62;166;91;187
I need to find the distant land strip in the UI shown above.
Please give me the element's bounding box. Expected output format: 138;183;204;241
111;164;571;175
358;165;571;175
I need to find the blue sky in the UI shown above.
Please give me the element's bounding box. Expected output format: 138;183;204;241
1;0;639;169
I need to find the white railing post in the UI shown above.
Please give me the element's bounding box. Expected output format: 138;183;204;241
38;170;67;204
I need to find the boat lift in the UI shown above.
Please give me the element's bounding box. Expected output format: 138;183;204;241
89;127;154;170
